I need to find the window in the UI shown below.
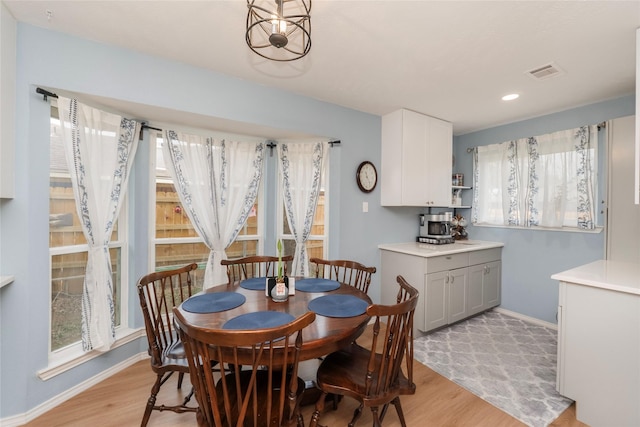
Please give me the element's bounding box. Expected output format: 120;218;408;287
277;141;330;275
278;187;327;263
151;132;329;279
473;125;598;230
151;132;262;287
48;103;128;356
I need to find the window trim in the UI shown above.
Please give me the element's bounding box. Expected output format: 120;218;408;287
472;223;603;233
37;327;143;380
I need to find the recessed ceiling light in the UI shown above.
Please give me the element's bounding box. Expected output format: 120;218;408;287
502;93;520;101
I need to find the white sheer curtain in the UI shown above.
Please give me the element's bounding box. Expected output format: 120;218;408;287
473;125;597;229
278;141;327;277
57;97;140;352
163;130;264;288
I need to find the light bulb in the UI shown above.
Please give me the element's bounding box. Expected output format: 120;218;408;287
269;13;288;47
270;16;286;35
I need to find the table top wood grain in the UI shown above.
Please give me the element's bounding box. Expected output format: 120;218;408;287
175;280;372;361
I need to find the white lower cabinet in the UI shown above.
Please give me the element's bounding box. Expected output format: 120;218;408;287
380;245;502;335
555;272;640;427
468;260;501;313
424;266;469;331
424;270;447;331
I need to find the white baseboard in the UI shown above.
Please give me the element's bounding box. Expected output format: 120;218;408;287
0;352;149;427
493;307;558;330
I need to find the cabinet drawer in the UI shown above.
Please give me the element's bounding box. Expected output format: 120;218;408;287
469;248;502;265
425;253;468;273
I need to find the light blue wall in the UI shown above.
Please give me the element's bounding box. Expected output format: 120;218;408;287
0;22;634;419
452;95;635;324
0;24;386;418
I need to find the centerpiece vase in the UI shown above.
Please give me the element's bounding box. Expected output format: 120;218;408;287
270;239;289;302
269;276;289;302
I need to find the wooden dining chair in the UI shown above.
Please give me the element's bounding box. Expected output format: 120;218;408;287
174;309;317;427
304;257;377;406
308;275;419;427
309;258;376;294
136;263;200;426
221;255;294;284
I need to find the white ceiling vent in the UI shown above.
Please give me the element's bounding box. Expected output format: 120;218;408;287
526;63;564;80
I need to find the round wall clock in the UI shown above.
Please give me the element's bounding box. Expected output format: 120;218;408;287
356;161;378;193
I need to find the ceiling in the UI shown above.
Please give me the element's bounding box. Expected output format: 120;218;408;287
4;0;640;136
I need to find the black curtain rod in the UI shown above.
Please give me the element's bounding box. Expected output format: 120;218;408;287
36;87;344;148
139;123;163;141
266;140;340;156
36;87;58;101
466;122;606;153
141;123;162;132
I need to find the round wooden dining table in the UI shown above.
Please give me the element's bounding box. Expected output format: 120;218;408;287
174;279;372;362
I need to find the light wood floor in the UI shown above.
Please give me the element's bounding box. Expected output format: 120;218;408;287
23;326;587;427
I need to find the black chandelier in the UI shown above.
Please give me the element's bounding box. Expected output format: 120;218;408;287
246;0;312;61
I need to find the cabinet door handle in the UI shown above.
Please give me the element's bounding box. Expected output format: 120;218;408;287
446;256;452;260
450;274;454;283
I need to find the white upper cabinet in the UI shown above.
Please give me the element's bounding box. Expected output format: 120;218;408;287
381;109;452;206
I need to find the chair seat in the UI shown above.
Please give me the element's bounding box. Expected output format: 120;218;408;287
215;370;305;427
150;339;189;372
317;343;412;405
157;339;217;373
164;338;186;359
316;343;371;396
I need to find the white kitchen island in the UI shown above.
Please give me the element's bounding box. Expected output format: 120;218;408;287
552;260;640;427
378;240;504;335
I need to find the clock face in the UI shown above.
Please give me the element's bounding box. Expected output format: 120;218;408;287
357;161;377;193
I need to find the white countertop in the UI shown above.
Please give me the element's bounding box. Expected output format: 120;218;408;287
551;259;640;295
378;240;504;258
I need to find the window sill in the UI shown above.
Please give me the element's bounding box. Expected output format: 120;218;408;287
473;223;604;234
37;327;145;381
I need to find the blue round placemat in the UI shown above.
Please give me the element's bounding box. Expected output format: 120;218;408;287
182;292;246;314
239;277;267;290
223;311;295;330
296;278;340;292
308;294;369;318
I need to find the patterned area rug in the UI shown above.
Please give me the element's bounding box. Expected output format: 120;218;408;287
414;310;573;427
